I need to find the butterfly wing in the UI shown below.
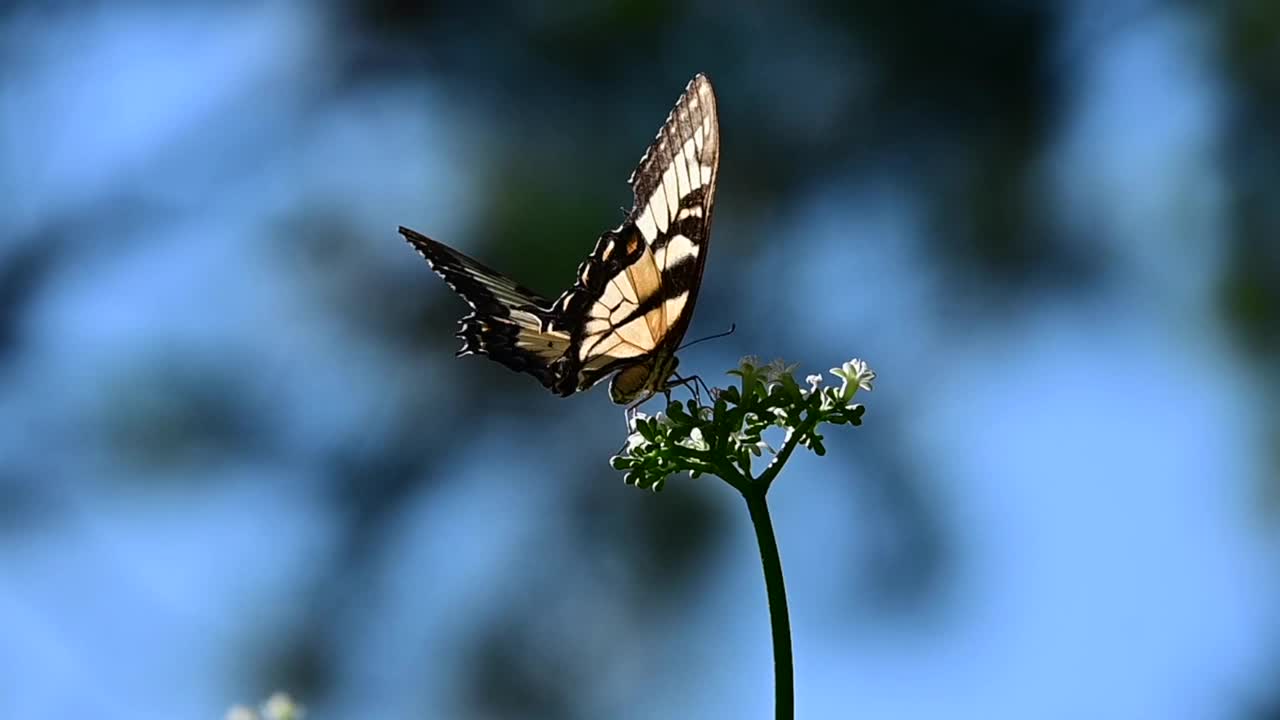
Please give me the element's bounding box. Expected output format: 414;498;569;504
399;226;571;392
549;73;720;399
400;74;720;403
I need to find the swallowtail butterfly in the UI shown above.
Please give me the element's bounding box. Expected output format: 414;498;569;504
399;73;719;407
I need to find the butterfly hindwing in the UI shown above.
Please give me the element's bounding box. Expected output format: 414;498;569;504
399;226;570;392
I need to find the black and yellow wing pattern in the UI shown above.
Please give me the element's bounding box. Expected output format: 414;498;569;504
399;73;720;405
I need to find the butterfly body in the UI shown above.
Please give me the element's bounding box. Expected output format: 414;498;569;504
401;74;719;406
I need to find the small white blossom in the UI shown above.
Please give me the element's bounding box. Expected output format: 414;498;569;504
262;693;304;720
623;431;647;452
691;427;708;448
228;693;304;720
849;359;876;392
627;410;673;433
763;358;798;383
677;427;710;452
830;358;875;402
805;374;823;394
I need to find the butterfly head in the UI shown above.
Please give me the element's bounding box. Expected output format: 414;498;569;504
608;353;679;405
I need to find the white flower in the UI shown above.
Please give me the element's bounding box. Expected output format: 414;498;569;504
763;358;798;382
623;430;648;452
677;427;710;452
228;693;304;720
627;410;673;433
805;374;823;395
829;358;875;402
850;359;876;392
261;693;304;720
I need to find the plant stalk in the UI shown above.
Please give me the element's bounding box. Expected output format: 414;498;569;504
743;485;793;720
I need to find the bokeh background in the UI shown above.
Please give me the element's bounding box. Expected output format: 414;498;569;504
3;1;1279;718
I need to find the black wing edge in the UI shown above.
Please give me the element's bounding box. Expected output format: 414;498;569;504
398;226;568;393
627;72;719;241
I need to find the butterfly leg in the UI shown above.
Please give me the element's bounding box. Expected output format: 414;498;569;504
690;375;714;402
669;373;712;406
667;374;696;404
617;405;639;456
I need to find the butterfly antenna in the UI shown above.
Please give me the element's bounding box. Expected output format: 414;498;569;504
677;323;736;352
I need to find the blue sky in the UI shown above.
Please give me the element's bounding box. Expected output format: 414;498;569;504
0;3;1275;718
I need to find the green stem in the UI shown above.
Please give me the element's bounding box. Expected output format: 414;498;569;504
742;485;793;720
757;408;818;492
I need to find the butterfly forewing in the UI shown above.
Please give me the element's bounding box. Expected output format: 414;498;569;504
551;74;720;397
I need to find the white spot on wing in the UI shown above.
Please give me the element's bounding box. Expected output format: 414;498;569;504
637;206;658;242
674;146;691;196
654;234;698;271
661;165;679;222
650;188;669;234
681;136;701;189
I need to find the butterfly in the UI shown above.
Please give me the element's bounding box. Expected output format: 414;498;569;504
399;73;719;409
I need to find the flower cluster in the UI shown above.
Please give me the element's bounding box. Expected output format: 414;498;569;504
611;357;874;491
